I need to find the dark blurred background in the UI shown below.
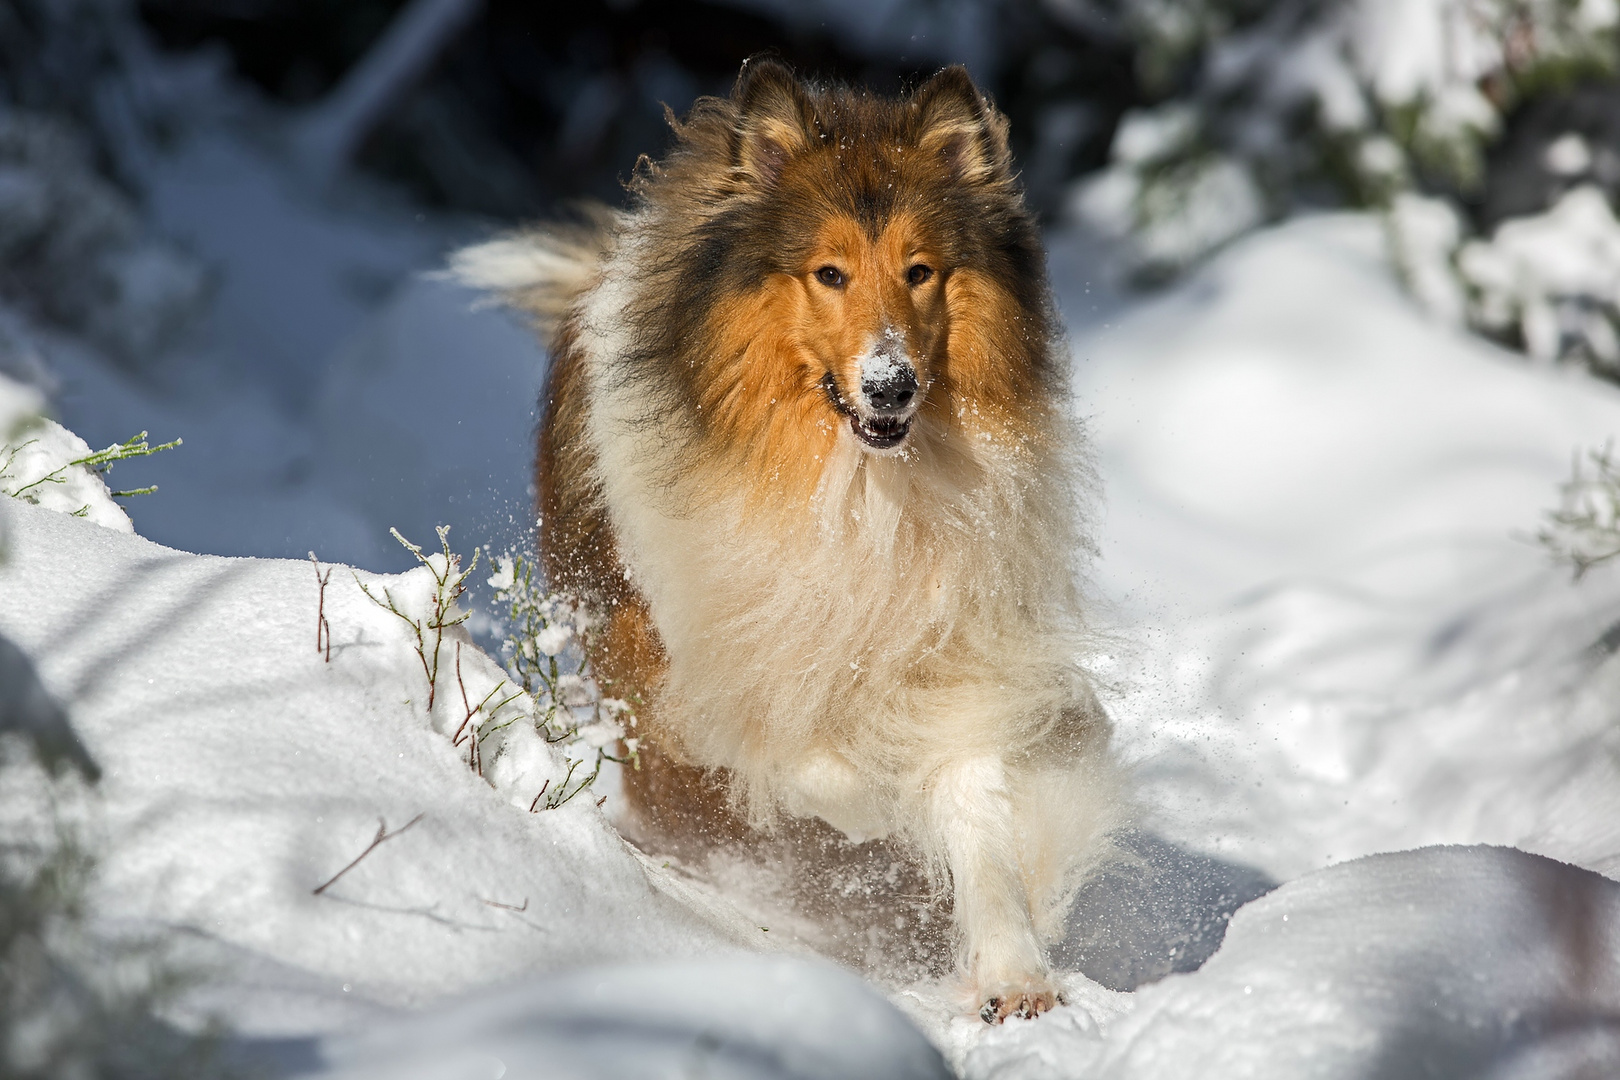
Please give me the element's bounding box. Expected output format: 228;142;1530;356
133;0;1141;221
6;0;1620;569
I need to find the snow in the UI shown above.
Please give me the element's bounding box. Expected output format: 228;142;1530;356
1083;846;1620;1079
1087;0;1620;276
315;955;953;1080
0;498;769;1031
0;107;209;359
1060;215;1620;881
7;167;1620;1072
35;125;542;572
0;411;133;532
1459;186;1620;367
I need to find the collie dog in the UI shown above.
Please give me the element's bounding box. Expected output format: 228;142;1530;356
454;59;1118;1021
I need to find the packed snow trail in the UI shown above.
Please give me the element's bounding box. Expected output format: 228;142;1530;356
1057;214;1620;885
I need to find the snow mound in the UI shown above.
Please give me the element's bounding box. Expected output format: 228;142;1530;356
315;956;952;1080
969;845;1620;1080
1;405;132;532
1096;845;1620;1079
1064;214;1620;884
0;499;765;1040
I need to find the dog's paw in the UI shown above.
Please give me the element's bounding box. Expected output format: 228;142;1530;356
978;985;1063;1024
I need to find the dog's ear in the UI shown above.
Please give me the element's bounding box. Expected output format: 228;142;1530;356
732;57;818;188
912;66;1011;185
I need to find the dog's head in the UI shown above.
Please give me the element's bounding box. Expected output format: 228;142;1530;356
798;211;941;454
640;60;1056;485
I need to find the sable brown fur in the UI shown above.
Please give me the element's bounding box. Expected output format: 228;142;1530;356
453;58;1122;1023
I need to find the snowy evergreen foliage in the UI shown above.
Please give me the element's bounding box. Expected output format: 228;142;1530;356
1075;0;1620;276
0;0;212;364
0;109;208;362
1065;0;1620;379
1540;442;1620;577
1457;184;1620;371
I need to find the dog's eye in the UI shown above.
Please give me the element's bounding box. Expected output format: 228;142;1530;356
814;266;845;288
907;264;933;286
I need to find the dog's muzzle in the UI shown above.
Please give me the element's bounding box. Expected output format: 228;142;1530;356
822;370;917;450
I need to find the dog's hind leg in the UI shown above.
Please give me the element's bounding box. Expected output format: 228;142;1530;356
591;594;750;850
926;755;1058;1022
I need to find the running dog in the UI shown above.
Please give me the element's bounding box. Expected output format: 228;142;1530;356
453;58;1118;1022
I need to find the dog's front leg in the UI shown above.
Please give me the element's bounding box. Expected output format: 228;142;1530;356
928;755;1056;1022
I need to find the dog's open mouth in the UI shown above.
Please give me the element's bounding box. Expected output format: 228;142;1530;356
849;414;911;449
822;372;913;450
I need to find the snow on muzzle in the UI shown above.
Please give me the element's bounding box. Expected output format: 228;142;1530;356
835;330;921;451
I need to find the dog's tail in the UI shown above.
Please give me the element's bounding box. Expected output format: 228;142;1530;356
446;206;614;341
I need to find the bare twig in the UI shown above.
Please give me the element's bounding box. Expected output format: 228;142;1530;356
312;813;425;896
479;896;529;912
355;574;436;706
309;552;333;662
355;527;478;712
454;642;472;744
526;757;602;811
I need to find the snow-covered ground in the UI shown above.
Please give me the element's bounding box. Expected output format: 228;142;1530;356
6;171;1620;1075
1064;216;1620;886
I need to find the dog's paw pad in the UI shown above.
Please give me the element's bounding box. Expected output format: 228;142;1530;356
979;989;1059;1024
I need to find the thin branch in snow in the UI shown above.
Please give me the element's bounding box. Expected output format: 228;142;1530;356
355;526;477;711
310;552;333;663
528;756;602;812
479;897;529;912
312;813;426;896
451;642;522;777
453;641;473;746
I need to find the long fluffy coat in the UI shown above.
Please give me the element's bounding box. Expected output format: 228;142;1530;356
453;59;1119;1020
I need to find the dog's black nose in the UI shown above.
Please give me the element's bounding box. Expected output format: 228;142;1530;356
862;367;918;415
